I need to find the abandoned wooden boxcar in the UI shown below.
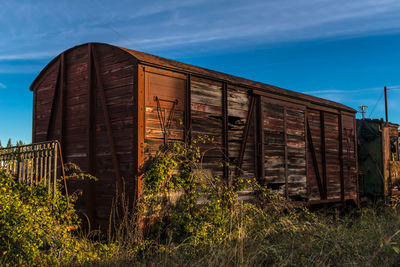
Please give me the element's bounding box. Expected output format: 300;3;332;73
30;42;358;227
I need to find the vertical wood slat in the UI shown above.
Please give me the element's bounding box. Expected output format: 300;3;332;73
28;150;31;184
284;107;288;199
40;149;44;186
306;118;326;200
53;143;58;198
132;62;139;204
320;111;327;198
48;145;52;195
13;155;15;175
339;112;345;204
17;153;22;183
18;148;22;183
257;95;265;182
86;43;96;224
58;53;66;150
35;146;39;185
26;150;28;185
28;149;33;185
44;147;48;188
47;58;62;140
304;110;310;200
17;147;21;181
18;151;21;182
137;66;146;201
235;94;255;178
222;82;229;182
184;74;192;144
253;106;258;179
353;115;359;207
91;46;123;193
32;88;37;143
22;150;26;183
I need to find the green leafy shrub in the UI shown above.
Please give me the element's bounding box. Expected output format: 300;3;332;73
2;137;400;266
111;137;400;266
0;169;108;266
139;137;300;246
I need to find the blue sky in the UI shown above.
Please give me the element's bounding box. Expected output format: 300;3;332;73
1;0;400;145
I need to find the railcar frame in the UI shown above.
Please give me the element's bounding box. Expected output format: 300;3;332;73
30;43;358;228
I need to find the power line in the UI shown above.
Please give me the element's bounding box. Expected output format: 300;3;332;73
368;90;384;119
65;0;144;50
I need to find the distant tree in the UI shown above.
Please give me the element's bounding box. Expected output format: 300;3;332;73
6;138;12;148
16;140;24;146
0;140;2;148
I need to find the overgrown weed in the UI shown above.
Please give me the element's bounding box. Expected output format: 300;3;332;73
1;138;400;266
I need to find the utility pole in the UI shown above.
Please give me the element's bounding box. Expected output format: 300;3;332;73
384;86;388;124
359;106;368;120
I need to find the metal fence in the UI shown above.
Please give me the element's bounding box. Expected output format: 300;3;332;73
0;140;65;197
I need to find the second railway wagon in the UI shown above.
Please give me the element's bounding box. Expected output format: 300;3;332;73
30;42;358;227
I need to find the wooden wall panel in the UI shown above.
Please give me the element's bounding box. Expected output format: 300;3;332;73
307;109;323;201
261;98;307;199
33;44;137;229
306;110;357;203
143;67;185;164
227;86;255;179
286;109;307;198
64;45;89;163
324;112;341;199
34;62;59;142
262;102;285;185
342;114;358;199
191;77;223;177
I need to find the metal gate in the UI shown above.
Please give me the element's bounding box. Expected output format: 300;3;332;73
0;140;66;197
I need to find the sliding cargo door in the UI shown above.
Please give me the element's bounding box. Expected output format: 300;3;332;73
190;77;224;178
307;110;337;201
260;97;307;200
306;109;357;203
142;67;186;158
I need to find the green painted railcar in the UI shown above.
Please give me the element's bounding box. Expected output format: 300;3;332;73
357;119;400;199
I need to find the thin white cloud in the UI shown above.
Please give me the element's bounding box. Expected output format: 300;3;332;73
126;0;204;20
299;85;400;120
301;87;382;95
0;82;6;89
113;0;400;53
1;0;400;57
302;85;400;95
0;51;56;61
0;66;42;74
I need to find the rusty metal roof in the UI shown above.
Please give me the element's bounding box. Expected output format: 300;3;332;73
30;42;356;113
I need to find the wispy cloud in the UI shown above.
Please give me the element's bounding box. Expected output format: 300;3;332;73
115;0;400;52
0;51;56;61
0;82;6;89
302;85;400;95
301;87;384;95
300;85;400;119
1;0;400;57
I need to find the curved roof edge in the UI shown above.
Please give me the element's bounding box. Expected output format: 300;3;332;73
30;42;356;113
30;42;134;91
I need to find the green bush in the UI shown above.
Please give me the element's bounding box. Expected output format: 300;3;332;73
116;138;400;266
1;137;400;266
0;169;108;266
141;137;251;244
